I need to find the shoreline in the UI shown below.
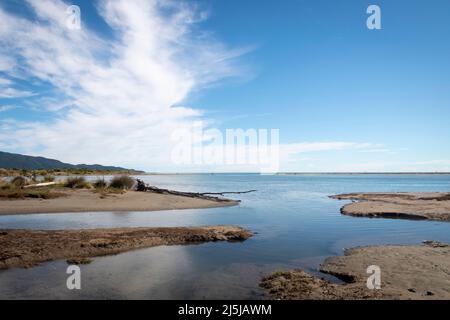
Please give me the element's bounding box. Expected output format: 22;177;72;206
3;172;450;177
0;226;252;270
261;193;450;300
0;189;239;215
261;241;450;299
331;192;450;221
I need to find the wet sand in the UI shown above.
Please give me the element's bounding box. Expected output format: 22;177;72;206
261;241;450;300
0;226;252;270
0;189;239;215
330;192;450;221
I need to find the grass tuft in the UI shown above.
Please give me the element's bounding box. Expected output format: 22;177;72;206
0;186;66;200
11;176;28;188
64;176;90;189
109;175;135;190
93;178;108;189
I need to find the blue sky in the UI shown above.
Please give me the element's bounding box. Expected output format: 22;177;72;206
0;0;450;172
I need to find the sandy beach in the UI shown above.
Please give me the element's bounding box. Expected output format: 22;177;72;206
261;241;450;299
0;189;239;215
331;192;450;221
0;226;252;270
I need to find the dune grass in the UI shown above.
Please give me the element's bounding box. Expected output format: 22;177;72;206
0;168;143;177
0;179;66;200
92;178;108;189
0;175;137;201
64;176;90;189
109;175;135;190
10;176;27;188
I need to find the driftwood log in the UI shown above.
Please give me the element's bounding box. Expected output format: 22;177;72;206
135;179;256;203
23;182;58;189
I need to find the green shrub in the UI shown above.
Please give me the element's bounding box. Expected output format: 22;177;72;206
109;175;135;190
64;176;89;189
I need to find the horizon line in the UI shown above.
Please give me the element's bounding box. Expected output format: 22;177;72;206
141;172;450;175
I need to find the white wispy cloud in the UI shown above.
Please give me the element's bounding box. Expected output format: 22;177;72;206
0;55;15;72
0;0;247;169
0;105;13;113
0;77;12;85
0;105;16;112
0;87;35;98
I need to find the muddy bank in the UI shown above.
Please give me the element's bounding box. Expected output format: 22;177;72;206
0;226;252;270
261;241;450;299
330;192;450;221
0;189;239;215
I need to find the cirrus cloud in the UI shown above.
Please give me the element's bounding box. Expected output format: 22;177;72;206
0;0;250;170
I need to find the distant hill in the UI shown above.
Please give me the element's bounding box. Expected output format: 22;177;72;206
0;151;141;172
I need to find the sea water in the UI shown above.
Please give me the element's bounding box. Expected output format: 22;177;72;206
1;174;450;299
